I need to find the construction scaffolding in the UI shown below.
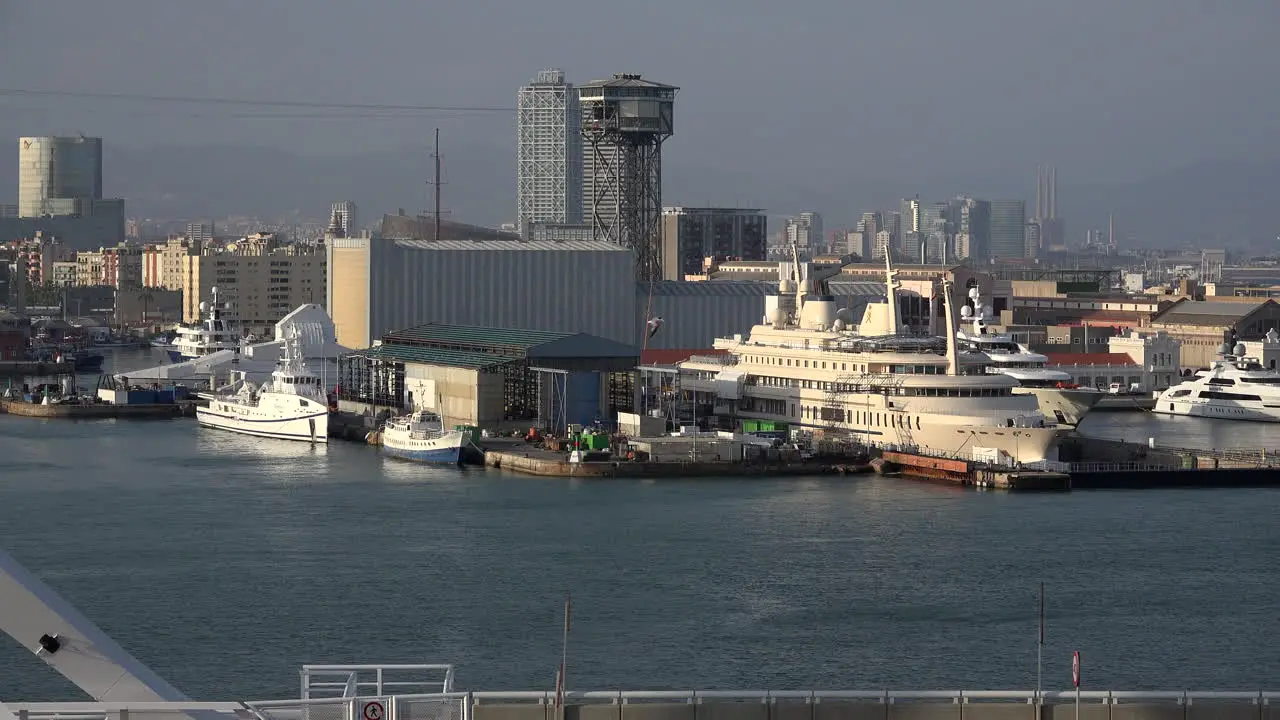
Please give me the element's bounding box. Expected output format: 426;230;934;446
499;359;540;423
823;372;910;448
607;371;635;418
637;364;683;427
337;353;404;410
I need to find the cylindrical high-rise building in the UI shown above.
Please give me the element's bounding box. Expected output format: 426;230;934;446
17;136;103;217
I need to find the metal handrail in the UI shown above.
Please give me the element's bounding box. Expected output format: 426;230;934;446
10;688;1280;719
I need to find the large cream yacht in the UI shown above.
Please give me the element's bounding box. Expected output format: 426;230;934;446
677;258;1065;464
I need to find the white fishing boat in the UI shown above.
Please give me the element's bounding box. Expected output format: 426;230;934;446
380;410;468;465
195;326;330;443
956;286;1103;426
1152;333;1280;422
168;286;244;363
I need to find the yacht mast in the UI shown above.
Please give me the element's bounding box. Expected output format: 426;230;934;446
941;279;959;376
884;253;900;334
788;239;805;317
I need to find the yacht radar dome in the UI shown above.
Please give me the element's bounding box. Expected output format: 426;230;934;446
968;286;981;301
198;301;208;313
1234;343;1247;357
960;305;974;319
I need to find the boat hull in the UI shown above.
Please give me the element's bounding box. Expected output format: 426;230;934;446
735;410;1067;464
381;429;468;465
165;349;185;363
196;398;329;443
921;422;1065;463
1014;387;1104;426
73;355;105;372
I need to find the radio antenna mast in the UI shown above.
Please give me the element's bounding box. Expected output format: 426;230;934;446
428;128;449;240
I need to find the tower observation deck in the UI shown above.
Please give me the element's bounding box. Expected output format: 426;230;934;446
579;73;677;282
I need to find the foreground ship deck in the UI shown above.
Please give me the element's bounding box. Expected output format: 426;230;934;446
9;687;1280;720
5;549;1280;720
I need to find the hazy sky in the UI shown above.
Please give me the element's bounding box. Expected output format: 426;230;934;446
1;0;1277;186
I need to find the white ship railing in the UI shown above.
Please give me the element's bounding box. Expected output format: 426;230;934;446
300;664;456;699
8;689;1280;720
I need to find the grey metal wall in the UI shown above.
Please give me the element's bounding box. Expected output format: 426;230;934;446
368;242;638;345
638;280;888;350
640;282;771;350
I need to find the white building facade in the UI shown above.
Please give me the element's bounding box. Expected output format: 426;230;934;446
516;69;582;237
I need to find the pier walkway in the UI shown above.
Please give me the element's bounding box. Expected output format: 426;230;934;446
9;690;1280;720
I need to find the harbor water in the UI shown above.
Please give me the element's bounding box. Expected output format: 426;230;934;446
1;350;1279;699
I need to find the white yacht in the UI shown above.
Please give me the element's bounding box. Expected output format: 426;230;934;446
1153;334;1280;422
168;286;244;362
956;286;1103;426
196;326;330;443
678;255;1065;465
380;410;469;465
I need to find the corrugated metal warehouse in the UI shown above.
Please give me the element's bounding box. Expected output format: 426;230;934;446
329;240;890;353
639;279;888;350
328;238;637;348
639;281;775;350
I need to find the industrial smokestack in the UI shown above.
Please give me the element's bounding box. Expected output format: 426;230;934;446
1035;166;1043;218
1049;167;1057;219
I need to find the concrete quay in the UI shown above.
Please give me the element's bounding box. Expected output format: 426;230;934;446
0;360;73;376
0;398;188;419
482;445;859;479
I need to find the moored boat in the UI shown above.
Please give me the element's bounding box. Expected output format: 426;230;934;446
380;410;469;465
1152;333;1280;422
170;286;243;363
676;251;1067;465
195;326;329;443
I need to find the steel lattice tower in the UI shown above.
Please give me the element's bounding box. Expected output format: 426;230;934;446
516;69;582;237
579;73;677;281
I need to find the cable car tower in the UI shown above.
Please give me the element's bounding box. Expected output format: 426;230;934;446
579;73;677;282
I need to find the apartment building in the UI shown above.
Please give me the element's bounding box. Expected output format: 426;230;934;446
4;232;74;286
142;236;202;290
74;243;142;288
182;242;325;337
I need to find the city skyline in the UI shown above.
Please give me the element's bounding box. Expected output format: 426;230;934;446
0;2;1274;246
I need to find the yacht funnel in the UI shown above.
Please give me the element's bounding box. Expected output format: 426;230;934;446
800;295;838;330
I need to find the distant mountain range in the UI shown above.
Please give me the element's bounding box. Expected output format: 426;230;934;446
0;142;1274;248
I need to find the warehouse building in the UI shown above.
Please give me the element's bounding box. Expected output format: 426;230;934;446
639;279;887;350
327;237;637;349
1148;298;1280;368
336;322;639;433
328;236;887;354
